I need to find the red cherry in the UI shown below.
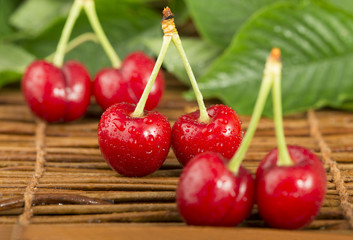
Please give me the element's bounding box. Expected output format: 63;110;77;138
93;51;165;111
93;68;131;110
255;145;327;229
171;104;243;166
121;51;164;110
97;102;171;177
176;152;254;226
22;60;91;122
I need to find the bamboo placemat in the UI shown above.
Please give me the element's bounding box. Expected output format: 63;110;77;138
0;73;353;239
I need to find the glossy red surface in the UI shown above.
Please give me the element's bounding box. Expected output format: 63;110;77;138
97;103;171;177
176;152;254;226
93;51;165;111
255;145;327;229
121;51;164;110
93;68;130;110
22;60;91;122
171;104;243;166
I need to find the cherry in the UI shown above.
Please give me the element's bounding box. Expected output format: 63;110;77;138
22;60;91;122
98;102;171;177
97;17;172;177
22;0;92;122
80;0;165;111
254;48;327;229
159;7;243;166
93;52;165;111
256;146;327;229
93;68;129;110
175;45;282;227
122;51;165;110
172;104;242;166
177;152;254;226
176;36;284;226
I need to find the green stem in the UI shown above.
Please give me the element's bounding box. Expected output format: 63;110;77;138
131;36;171;118
228;49;279;174
83;0;121;69
171;34;210;123
52;0;83;67
272;60;293;166
46;32;98;61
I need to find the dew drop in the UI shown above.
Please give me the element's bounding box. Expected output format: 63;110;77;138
219;118;228;124
147;135;155;144
207;123;215;134
216;142;224;148
128;126;136;134
129;138;137;145
144;118;153;124
113;120;125;131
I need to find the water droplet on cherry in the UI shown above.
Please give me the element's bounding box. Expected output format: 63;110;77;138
128;126;136;134
144;118;153;124
113;120;125;131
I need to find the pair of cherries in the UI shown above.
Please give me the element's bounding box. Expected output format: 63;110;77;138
177;146;327;229
22;0;163;123
22;51;164;123
98;103;243;177
97;7;245;177
176;48;327;230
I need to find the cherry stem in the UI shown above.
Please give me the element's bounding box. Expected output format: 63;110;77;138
83;0;121;69
131;36;172;118
171;34;209;123
272;51;293;166
46;32;98;61
161;7;209;123
52;0;83;67
228;48;282;174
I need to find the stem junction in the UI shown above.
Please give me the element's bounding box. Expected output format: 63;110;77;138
162;7;210;123
83;0;121;68
227;48;293;174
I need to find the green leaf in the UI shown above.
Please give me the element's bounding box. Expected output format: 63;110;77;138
184;0;298;48
144;37;221;85
186;1;353;116
0;0;21;37
0;44;35;87
169;0;189;26
325;0;353;15
20;0;162;75
10;0;72;36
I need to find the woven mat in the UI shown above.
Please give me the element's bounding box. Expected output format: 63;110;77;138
0;73;353;238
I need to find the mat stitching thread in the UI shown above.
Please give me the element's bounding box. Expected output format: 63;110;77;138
11;118;46;240
308;110;353;229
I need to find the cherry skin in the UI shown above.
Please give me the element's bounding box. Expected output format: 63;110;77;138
93;51;165;111
93;68;130;110
98;102;171;177
171;104;243;166
176;152;254;226
22;60;91;122
255;145;327;229
121;51;165;111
